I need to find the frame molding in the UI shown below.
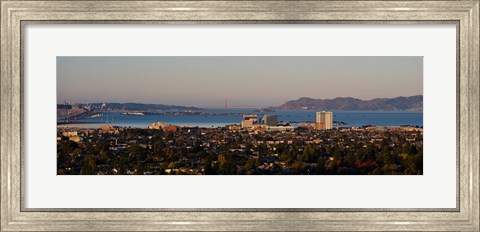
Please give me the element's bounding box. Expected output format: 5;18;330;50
1;1;479;231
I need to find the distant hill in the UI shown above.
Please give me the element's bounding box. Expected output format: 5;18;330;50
275;95;423;111
76;103;200;111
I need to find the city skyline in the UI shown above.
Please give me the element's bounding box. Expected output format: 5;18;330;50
57;56;423;107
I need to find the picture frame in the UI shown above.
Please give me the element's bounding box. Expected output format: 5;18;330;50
1;0;478;231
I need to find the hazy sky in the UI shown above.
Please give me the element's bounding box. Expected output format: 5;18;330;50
57;56;422;107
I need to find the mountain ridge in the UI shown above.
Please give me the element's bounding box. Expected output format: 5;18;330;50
274;95;423;111
60;102;200;111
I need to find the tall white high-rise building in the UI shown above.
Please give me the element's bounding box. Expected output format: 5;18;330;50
315;111;333;130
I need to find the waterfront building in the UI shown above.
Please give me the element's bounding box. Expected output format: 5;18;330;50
315;111;333;130
101;125;115;131
62;131;78;137
262;114;278;126
265;126;295;132
148;122;171;129
252;124;268;132
163;125;179;132
241;119;255;128
68;136;82;143
148;122;179;132
241;114;258;128
228;125;242;131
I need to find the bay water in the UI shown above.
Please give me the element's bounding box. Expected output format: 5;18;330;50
58;108;423;128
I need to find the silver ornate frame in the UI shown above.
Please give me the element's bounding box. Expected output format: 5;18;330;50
1;1;479;231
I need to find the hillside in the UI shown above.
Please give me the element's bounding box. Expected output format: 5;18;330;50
275;95;423;111
70;103;200;111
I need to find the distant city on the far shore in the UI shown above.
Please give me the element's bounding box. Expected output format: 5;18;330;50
57;56;423;175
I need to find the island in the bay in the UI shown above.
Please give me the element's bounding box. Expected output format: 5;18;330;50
57;56;423;175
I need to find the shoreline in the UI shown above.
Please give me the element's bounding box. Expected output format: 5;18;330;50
57;111;423;129
57;123;423;130
56;123;231;129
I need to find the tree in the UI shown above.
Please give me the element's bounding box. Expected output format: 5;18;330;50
316;157;326;174
244;158;256;171
327;159;337;174
217;153;229;174
134;161;144;175
81;154;96;175
204;163;216;175
218;153;236;174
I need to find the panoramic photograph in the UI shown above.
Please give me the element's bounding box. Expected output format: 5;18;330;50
57;56;423;175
